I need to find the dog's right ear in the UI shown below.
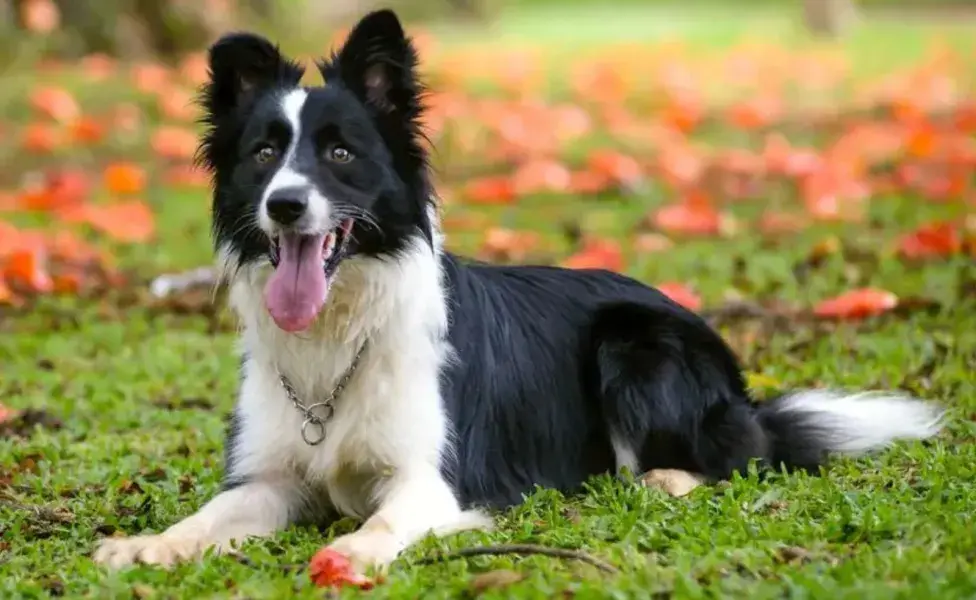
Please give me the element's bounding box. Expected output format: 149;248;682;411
202;32;304;120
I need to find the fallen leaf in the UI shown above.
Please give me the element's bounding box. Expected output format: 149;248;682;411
657;282;702;311
30;86;79;123
463;176;516;205
20;0;60;34
69;201;155;243
813;288;898;320
308;548;375;590
151;126;198;160
103;162;147;195
897;221;961;260
561;238;623;271
653;199;722;236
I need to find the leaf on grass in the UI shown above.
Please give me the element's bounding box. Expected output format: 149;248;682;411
30;86;79;124
897;221;961;260
463;176;516;205
813;288;898;320
652;198;722;236
309;547;375;590
4;247;54;293
561;238;623;272
70;201;156;243
657;282;702;311
103;162;147;195
151;126;198;160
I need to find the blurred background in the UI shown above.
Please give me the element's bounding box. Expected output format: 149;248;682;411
0;0;973;308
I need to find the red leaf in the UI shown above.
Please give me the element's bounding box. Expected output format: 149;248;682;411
897;221;961;260
657;282;702;311
308;548;375;590
78;201;156;243
562;238;623;272
814;288;898;320
463;176;516;205
653;200;721;236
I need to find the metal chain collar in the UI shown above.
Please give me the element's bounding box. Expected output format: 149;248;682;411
277;340;369;446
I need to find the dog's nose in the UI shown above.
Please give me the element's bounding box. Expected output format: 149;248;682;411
266;188;308;225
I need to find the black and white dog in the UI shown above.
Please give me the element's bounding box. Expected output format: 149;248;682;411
95;10;945;573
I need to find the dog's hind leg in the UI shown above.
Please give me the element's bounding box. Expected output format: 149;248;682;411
590;303;769;494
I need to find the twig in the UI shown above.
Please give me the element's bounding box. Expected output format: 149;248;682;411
412;543;619;574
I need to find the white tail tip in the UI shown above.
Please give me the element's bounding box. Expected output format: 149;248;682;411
774;390;945;455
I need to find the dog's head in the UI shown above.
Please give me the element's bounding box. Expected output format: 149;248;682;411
198;10;433;333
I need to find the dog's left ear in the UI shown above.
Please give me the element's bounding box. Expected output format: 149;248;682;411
324;9;419;114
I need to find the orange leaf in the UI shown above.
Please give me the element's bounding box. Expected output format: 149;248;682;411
20;0;59;34
562;238;623;272
30;86;79;124
19;169;90;212
309;548;375;590
163;164;210;188
587;149;642;186
52;271;84;294
158;87;198;122
21;123;61;154
69;117;105;145
657;282;702;311
480;227;539;262
103;162;147;195
463;176;516;205
4;247;54;293
513;159;572;195
653;200;721;236
897;221;961;260
813;288;898;320
151;126;198;160
78;201;155;243
569;170;611;195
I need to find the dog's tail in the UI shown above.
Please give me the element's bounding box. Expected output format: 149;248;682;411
755;390;945;471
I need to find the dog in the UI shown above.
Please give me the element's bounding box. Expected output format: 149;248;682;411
94;9;945;574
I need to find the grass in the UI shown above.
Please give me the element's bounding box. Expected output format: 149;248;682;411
3;3;976;599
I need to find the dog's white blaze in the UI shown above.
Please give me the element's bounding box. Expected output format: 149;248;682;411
775;390;945;454
258;89;330;234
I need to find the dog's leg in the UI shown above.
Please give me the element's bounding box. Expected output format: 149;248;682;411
326;466;492;575
94;476;303;569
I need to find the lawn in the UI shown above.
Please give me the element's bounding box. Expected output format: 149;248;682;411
2;3;976;598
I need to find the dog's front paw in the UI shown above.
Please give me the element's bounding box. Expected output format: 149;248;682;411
93;534;211;569
326;530;403;575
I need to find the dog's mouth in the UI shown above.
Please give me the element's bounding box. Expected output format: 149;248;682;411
263;218;354;333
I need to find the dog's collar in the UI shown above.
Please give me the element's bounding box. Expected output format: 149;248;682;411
277;340;369;446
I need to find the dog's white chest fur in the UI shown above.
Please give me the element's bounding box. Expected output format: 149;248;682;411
222;235;453;519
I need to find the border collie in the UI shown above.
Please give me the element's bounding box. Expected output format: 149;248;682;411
95;9;945;574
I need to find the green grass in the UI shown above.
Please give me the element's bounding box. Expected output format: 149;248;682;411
3;4;976;599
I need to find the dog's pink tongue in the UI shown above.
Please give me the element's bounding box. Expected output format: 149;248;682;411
264;233;328;332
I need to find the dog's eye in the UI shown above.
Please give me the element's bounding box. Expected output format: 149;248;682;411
326;145;354;164
254;145;278;164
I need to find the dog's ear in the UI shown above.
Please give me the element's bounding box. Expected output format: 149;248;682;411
202;32;304;120
325;10;419;114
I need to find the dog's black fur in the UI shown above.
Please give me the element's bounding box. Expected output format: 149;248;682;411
202;10;938;512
